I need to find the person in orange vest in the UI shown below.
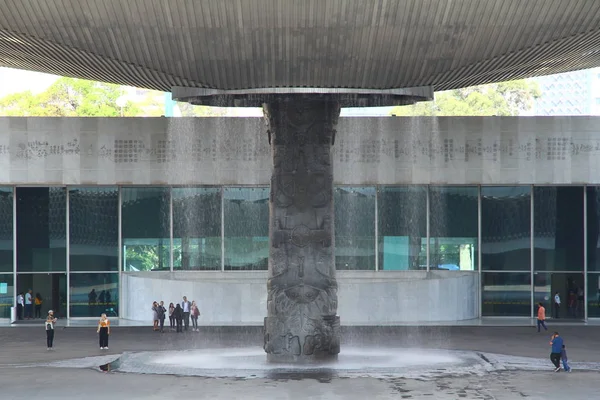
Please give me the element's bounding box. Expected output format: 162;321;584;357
97;313;111;350
537;302;548;332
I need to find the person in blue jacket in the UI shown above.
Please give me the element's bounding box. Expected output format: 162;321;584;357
549;332;564;372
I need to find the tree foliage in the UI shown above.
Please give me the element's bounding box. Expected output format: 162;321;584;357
390;80;542;116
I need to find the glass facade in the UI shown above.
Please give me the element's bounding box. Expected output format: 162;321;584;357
0;184;596;319
481;186;531;271
378;186;427;270
121;187;170;271
17;187;66;272
223;187;269;271
335;187;375;270
69;187;119;271
173;187;221;270
429;186;478;271
534;187;584;272
69;273;118;317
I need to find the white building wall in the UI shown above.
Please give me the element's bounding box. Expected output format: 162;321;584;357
0;116;599;186
123;270;479;324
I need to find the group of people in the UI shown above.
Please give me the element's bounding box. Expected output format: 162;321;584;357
16;289;44;320
43;310;111;351
151;296;201;333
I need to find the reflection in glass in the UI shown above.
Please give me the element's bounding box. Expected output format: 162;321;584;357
429;186;478;271
378;186;427;270
69;187;118;271
121;188;170;271
69;273;119;317
17;187;66;272
224;187;269;270
0;274;13;318
534;187;584;272
17;273;67;317
586;187;600;272
482;272;531;316
588;273;600;318
173;187;221;270
335;187;375;270
481;186;531;271
0;188;12;273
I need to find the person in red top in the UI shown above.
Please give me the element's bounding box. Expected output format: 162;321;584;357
537;302;548;332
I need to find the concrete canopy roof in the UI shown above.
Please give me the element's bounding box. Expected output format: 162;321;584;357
1;0;600;101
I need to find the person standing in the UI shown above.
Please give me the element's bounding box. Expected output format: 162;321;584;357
45;310;57;350
174;303;183;333
97;313;111;350
537;302;548;332
151;301;159;331
561;344;571;372
16;292;24;320
34;293;43;319
168;303;175;331
158;301;166;333
181;296;191;331
191;301;200;332
550;332;564;372
553;292;561;319
25;289;33;319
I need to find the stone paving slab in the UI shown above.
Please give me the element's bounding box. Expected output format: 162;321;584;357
1;325;599;365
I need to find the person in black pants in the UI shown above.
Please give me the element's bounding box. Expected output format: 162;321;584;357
45;310;57;350
158;301;166;333
181;296;191;331
97;313;111;349
174;304;183;333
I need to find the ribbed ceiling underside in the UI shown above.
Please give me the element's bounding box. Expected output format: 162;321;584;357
1;0;600;92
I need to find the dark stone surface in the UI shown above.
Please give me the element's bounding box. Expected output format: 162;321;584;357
262;97;341;362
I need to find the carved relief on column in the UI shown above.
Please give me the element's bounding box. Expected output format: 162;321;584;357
263;97;341;362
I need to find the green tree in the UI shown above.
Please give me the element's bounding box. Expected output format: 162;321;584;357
0;77;154;116
390;80;542;116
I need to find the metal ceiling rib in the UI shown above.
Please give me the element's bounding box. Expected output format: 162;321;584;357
0;0;600;92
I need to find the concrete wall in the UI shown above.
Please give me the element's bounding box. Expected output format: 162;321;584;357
122;270;479;324
1;116;600;185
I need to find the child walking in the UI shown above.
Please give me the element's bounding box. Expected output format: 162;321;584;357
97;313;111;350
45;310;57;350
561;345;571;372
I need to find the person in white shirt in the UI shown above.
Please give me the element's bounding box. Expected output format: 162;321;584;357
181;296;191;331
25;289;33;320
554;292;561;319
45;310;57;350
16;292;24;320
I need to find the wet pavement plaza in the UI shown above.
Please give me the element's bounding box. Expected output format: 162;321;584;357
1;325;599;399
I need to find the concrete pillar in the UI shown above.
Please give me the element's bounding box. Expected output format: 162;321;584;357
263;97;341;363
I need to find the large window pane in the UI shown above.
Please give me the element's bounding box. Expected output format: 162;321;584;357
586;187;600;271
481;186;531;271
17;273;67;318
122;187;170;271
0;274;13;318
378;186;426;270
535;272;585;319
588;273;600;318
17;187;66;272
224;187;268;270
173;187;221;270
69;187;118;271
429;186;478;271
335;187;375;270
482;272;531;316
0;188;12;272
534;187;584;272
70;273;119;317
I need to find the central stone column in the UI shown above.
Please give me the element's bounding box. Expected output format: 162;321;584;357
263;97;341;363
